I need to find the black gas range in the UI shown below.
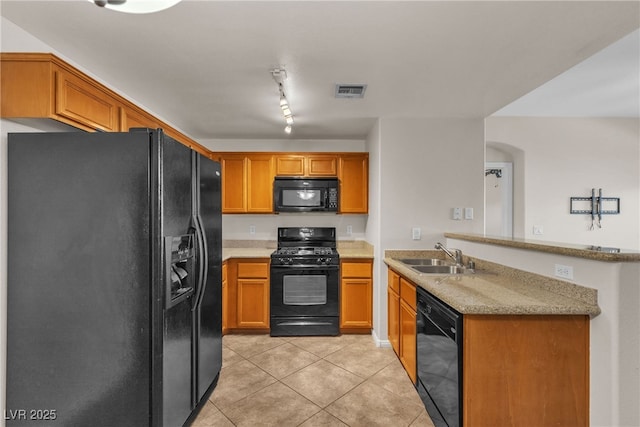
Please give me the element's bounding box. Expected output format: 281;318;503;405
270;227;340;336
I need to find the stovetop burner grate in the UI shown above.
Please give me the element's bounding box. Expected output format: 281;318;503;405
274;247;336;256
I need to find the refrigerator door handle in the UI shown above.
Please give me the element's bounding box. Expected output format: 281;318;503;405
191;215;205;312
192;213;209;312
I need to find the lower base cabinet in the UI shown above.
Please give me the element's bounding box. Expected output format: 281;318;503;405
340;259;373;333
224;258;270;333
387;271;400;355
388;269;416;382
222;261;228;334
463;314;589;426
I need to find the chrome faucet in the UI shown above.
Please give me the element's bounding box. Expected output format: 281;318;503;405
435;242;462;265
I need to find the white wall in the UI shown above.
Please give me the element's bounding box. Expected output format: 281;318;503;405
447;237;640;427
372;117;485;342
486;116;640;250
364;120;383;344
378;117;485;247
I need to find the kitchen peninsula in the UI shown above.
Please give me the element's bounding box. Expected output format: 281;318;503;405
441;233;640;427
385;248;597;426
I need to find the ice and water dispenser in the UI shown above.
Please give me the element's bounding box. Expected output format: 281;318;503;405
165;235;195;308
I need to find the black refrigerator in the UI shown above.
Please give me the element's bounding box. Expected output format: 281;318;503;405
6;129;222;427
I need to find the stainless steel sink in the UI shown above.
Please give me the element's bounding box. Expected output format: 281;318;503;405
411;265;467;275
398;258;450;266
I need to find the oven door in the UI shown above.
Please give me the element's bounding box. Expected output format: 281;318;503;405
270;265;339;318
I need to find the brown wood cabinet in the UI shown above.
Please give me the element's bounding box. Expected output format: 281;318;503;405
54;66;121;131
399;277;417;383
387;267;590;424
340;259;373;333
219;153;274;214
387;268;417;383
338;153;368;214
1;53;210;156
222;261;228;335
275;154;338;176
225;258;270;332
119;106;160;131
463;315;589;426
221;151;368;214
387;269;401;355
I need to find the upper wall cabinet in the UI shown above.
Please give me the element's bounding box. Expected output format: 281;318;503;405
54;65;121;131
275;154;338;176
1;53;210;157
339;153;369;214
120;106;161;132
219;153;275;214
219;151;369;215
1;53;119;131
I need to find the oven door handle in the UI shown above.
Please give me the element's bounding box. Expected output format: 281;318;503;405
271;264;339;269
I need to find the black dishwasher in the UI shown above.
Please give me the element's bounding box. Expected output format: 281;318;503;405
416;287;463;427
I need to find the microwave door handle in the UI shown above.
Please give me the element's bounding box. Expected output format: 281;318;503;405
324;189;328;207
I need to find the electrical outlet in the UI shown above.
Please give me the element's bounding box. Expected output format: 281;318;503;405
533;225;544;235
554;264;573;280
249;225;256;235
346;225;353;236
452;207;462;220
464;207;474;220
412;227;421;240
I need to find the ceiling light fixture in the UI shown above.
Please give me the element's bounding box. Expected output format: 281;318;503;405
271;68;294;134
89;0;182;14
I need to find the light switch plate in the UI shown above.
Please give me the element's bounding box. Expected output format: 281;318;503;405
412;227;421;240
464;207;474;220
452;207;462;220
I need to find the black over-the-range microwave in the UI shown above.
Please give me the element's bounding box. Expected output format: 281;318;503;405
273;177;339;213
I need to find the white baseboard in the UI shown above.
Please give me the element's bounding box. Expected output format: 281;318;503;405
372;329;391;348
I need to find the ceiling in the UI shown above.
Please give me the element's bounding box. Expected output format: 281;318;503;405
1;1;639;140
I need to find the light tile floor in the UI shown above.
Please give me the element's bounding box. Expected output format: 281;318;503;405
192;334;435;427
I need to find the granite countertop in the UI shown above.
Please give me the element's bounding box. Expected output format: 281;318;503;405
445;232;640;262
222;240;373;261
222;247;274;261
385;250;600;317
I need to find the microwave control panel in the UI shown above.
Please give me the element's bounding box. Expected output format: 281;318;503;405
328;188;338;209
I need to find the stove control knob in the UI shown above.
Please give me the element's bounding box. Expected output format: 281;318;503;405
286;258;293;265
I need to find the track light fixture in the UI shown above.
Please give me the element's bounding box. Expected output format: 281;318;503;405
271;68;294;134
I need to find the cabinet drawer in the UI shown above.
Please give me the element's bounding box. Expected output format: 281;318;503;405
400;278;416;311
388;269;400;294
341;261;372;278
237;262;269;278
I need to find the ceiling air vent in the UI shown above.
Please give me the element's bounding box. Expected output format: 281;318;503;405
335;84;367;99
